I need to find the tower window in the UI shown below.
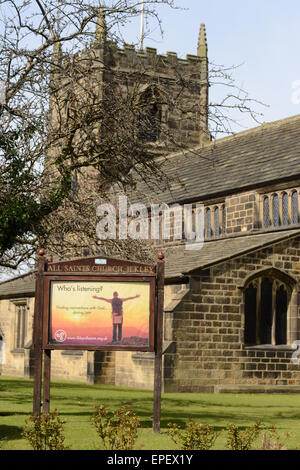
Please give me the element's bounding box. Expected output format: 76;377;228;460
137;86;162;143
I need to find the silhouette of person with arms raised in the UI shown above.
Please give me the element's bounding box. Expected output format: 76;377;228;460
93;291;140;343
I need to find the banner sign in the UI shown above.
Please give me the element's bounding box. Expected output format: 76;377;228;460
42;257;156;352
33;251;164;429
49;280;151;347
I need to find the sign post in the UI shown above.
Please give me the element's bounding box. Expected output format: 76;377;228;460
32;251;164;431
153;252;165;433
43;349;51;414
33;248;46;416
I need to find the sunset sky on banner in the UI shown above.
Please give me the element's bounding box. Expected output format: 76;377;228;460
50;281;150;343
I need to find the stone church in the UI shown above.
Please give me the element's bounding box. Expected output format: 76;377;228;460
1;17;300;393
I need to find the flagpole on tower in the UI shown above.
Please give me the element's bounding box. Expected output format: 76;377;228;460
140;0;145;49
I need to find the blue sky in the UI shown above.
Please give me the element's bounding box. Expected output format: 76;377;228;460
124;0;300;131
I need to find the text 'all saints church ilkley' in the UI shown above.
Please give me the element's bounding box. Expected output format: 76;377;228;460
1;14;300;393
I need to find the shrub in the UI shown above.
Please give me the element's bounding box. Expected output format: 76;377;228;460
22;410;67;450
167;421;220;450
92;405;140;450
261;426;290;450
226;421;261;450
0;437;7;449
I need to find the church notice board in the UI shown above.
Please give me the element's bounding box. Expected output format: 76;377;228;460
42;257;156;352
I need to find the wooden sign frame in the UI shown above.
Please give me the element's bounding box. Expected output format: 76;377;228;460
42;275;156;352
32;250;165;433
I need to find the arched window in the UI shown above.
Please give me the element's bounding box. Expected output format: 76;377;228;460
214;207;220;238
260;278;273;344
282;192;289;226
276;285;287;345
292;191;299;224
222;204;226;235
272;194;280;227
137;86;162;143
244;272;291;346
14;303;27;350
263;196;270;228
206;208;212;238
244;283;257;345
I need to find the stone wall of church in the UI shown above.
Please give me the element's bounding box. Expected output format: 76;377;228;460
0;295;89;382
115;351;155;390
0;298;34;377
163;235;300;392
225;191;258;235
50;350;88;382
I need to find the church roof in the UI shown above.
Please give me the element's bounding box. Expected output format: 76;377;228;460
129;114;300;205
164;228;300;281
1;229;300;296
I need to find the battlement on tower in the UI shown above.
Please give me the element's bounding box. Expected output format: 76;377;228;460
117;43;202;64
101;41;203;82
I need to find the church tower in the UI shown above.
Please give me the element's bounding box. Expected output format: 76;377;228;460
53;11;211;154
90;13;210;151
46;14;211;261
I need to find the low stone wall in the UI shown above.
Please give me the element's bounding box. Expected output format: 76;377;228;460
115;351;154;390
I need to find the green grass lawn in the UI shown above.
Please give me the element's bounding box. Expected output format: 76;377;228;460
1;375;300;450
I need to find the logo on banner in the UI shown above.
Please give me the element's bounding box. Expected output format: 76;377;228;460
54;329;67;343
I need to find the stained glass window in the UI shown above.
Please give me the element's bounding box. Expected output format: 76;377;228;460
272;194;280;227
263;196;270;228
292;191;299;224
206;208;212;238
282;192;289;226
15;304;26;349
275;285;287;345
222;205;226;235
214;207;220;238
244;283;257;345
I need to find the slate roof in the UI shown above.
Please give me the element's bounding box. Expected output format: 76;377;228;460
164;229;300;280
1;229;300;295
127;114;300;205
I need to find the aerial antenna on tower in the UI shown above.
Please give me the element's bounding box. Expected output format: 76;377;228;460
140;0;145;49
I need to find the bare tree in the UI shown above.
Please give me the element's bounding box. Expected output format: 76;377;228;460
208;61;266;137
0;0;176;271
0;1;265;274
